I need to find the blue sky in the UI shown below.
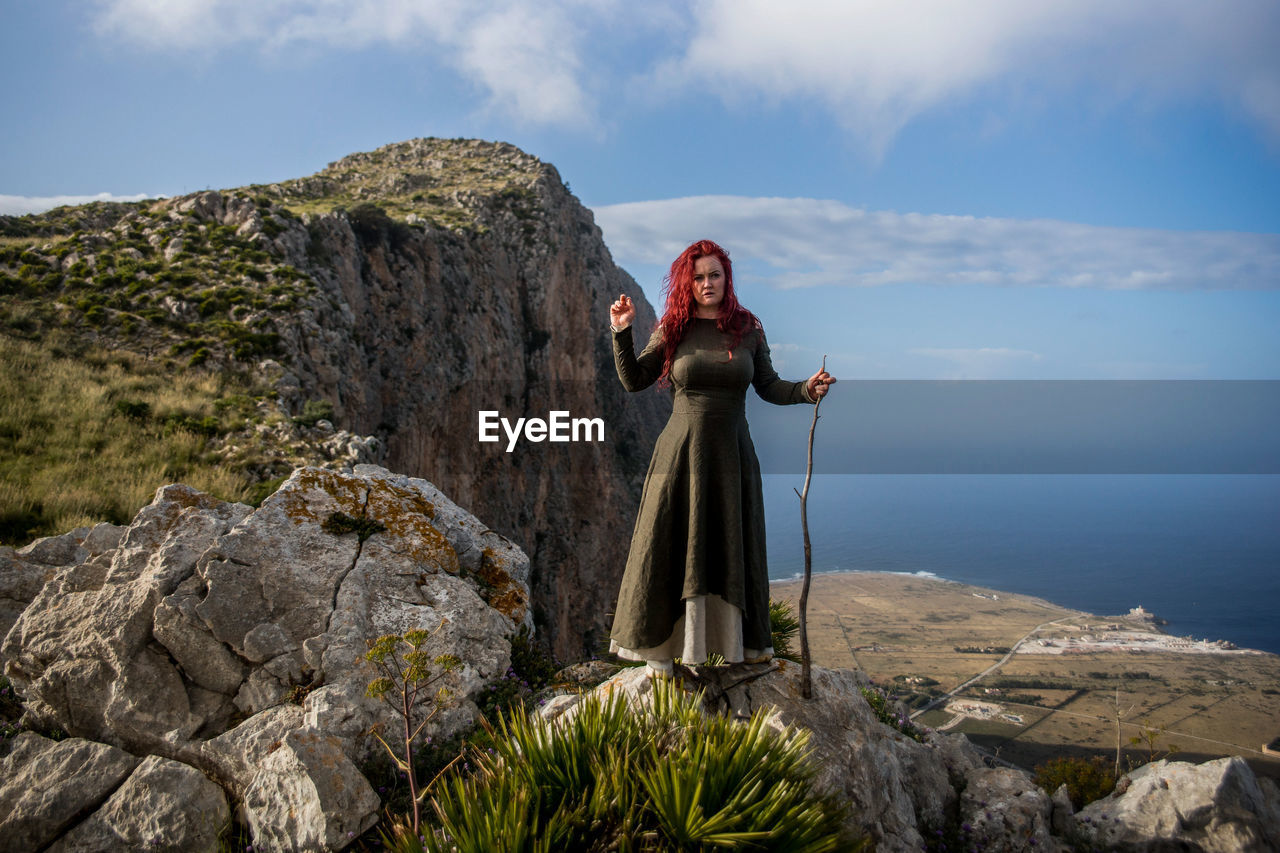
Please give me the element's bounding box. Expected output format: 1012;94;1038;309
3;0;1279;381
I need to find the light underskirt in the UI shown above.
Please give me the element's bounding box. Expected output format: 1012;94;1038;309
610;594;773;673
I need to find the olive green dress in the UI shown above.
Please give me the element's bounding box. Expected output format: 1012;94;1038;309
610;318;814;658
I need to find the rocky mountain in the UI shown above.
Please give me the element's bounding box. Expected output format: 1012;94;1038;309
0;138;669;658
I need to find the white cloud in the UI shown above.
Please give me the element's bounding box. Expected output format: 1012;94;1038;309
0;193;159;216
87;1;1280;145
593;196;1280;291
90;0;594;126
658;0;1280;153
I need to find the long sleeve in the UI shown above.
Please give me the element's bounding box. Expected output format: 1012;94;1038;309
751;330;813;406
613;325;665;392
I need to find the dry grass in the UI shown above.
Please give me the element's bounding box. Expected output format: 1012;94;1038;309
0;334;260;544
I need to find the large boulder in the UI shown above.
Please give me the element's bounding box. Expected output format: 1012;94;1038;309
1;465;532;851
47;755;229;853
1074;756;1280;852
0;733;140;853
0;523;123;663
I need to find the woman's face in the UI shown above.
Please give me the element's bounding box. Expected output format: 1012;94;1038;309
692;255;725;317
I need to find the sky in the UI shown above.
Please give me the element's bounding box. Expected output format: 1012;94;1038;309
3;0;1279;383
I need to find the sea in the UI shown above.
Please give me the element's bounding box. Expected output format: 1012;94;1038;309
761;474;1280;656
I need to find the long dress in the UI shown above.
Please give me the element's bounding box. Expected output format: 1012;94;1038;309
609;317;814;663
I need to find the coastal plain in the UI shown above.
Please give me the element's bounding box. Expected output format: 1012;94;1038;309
770;571;1280;778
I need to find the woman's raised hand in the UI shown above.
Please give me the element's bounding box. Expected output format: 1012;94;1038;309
806;368;836;400
610;294;636;330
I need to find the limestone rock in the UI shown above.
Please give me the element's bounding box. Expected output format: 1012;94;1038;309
47;755;228;853
4;466;528;760
2;465;533;851
960;766;1060;852
2;486;250;750
1074;756;1280;852
541;663;1280;853
1;524;123;657
243;727;379;852
0;733;140;853
196;704;306;799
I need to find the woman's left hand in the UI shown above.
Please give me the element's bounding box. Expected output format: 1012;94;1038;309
806;369;836;400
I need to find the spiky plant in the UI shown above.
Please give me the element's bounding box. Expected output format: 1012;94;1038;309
379;679;861;852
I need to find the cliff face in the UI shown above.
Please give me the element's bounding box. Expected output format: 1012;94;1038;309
184;139;668;658
0;138;668;658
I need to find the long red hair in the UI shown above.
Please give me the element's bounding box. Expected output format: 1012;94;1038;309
656;239;760;384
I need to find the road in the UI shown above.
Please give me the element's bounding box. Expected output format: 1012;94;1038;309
910;614;1077;720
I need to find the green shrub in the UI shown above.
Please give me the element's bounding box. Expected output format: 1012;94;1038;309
388;681;857;852
245;475;288;507
770;599;801;663
293;398;334;427
1033;755;1115;810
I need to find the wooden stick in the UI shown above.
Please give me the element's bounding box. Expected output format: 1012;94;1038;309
794;355;826;699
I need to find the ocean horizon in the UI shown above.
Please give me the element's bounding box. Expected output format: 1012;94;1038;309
762;474;1280;656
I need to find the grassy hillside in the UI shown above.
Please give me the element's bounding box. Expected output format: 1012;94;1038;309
0;138;556;547
0;333;283;542
0;198;327;545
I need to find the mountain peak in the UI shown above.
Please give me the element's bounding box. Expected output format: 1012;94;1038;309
251;137;557;228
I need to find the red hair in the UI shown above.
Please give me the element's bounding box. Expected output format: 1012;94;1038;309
656;239;760;384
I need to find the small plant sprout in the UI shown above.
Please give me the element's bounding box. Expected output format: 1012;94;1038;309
364;623;462;836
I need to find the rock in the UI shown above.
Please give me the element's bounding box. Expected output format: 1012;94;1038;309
1050;783;1075;835
243;727;379;852
16;528;89;566
960;766;1059;852
162;239;184;262
0;549;57;658
3;465;534;849
551;659;621;688
0;733;140;853
2;486;250;750
1074;756;1280;852
5;467;528;761
1;524;125;650
47;755;228;853
196;704;306;800
540;662;1280;853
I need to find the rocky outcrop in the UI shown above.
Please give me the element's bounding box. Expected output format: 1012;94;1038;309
545;664;1280;853
1;465;531;851
1074;757;1280;852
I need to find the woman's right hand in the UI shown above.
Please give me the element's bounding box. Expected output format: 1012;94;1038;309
610;294;635;330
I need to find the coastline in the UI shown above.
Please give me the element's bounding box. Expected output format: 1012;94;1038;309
769;570;1280;775
771;567;1266;654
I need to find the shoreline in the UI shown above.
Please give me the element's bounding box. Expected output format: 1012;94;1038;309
768;569;1280;773
770;568;1273;656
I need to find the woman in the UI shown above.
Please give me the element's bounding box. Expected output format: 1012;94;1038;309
608;239;834;676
